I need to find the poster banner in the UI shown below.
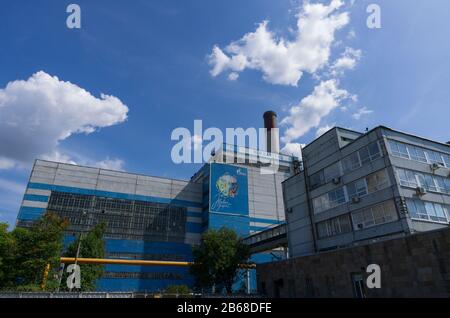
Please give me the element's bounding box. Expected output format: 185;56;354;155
209;163;249;215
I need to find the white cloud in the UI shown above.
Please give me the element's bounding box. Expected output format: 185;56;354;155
0;71;129;169
0;177;25;195
40;150;78;165
0;157;15;170
228;72;239;81
352;106;373;120
281;143;304;159
94;158;125;171
40;150;125;171
281;79;351;142
330;47;362;75
315;124;335;138
208;0;350;86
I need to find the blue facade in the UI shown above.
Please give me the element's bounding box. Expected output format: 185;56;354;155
17;160;285;293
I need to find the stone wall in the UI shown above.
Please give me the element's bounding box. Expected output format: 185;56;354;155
257;227;450;297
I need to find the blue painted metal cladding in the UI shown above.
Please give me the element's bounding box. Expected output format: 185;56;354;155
208;213;250;237
25;182;202;208
18;206;46;221
17;182;204;234
61;236;195;291
23;194;49;202
209;163;249;215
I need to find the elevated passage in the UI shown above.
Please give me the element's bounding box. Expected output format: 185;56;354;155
242;223;288;254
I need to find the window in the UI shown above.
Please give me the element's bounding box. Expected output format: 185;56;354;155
368;142;381;160
359;146;371;165
343;152;361;173
313;187;346;214
343;143;382;173
425;150;444;165
351;200;398;230
329;187;346;206
310;171;325;189
46;191;188;242
417;173;438;192
366;169;389;193
407;145;427;163
445;179;450;194
388;139;450;168
389;140;409;159
434;175;448;194
316;214;352;238
352;274;366;298
397;168;450;194
406;198;449;223
347;179;367;200
324;162;341;183
397;169;418;188
313;194;330;214
444;154;450;168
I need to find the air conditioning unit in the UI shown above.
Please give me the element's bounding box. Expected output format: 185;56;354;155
416;186;427;195
352;196;361;203
357;223;364;229
431;163;442;171
332;177;341;185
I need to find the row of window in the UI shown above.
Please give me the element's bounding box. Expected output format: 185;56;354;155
316;200;399;239
313;169;390;214
102;271;183;280
406;198;449;223
309;142;382;190
388;139;450;168
106;252;186;261
47;191;187;242
396;168;450;195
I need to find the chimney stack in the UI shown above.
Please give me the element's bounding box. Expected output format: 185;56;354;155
263;111;280;154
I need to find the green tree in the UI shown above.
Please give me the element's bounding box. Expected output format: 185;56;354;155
190;228;250;294
163;284;192;297
0;213;68;291
0;223;16;287
62;222;106;291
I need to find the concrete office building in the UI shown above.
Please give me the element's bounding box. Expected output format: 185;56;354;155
284;126;450;257
257;125;450;297
16;112;298;292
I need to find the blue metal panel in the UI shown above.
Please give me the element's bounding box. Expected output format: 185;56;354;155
26;182;202;208
186;222;203;234
23;194;49;202
208;213;250;237
209;163;249;215
17;206;45;220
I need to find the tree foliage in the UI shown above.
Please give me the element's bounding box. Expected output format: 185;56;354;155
61;222;106;291
163;284;192;297
190;228;250;294
0;212;68;290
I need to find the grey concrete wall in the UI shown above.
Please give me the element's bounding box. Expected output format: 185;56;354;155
257;227;450;298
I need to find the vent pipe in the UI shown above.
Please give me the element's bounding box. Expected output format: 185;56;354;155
263;111;280;154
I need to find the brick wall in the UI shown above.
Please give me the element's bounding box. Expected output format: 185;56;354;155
257;227;450;297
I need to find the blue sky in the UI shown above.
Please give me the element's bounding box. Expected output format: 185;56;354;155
1;0;450;226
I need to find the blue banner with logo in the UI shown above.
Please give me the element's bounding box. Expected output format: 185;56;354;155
209;163;249;215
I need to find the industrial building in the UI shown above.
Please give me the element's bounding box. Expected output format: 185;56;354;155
16;112;298;292
257;125;450;297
